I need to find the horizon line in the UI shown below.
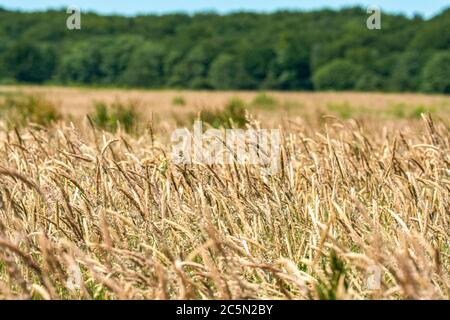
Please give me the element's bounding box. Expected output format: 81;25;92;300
0;4;448;19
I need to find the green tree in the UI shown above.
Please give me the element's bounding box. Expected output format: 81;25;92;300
167;45;211;89
122;43;166;88
389;51;429;92
421;52;450;94
409;9;450;51
56;42;103;84
355;72;383;91
208;54;253;90
100;36;144;85
238;42;274;89
3;42;55;83
312;59;363;90
272;33;311;90
0;7;447;91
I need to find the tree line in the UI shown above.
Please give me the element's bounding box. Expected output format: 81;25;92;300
0;7;449;93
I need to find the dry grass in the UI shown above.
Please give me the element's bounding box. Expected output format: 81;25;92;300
0;87;448;300
1;85;449;120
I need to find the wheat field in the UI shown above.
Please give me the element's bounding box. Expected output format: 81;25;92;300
0;86;448;299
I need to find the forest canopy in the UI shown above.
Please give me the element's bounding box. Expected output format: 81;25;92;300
0;6;449;93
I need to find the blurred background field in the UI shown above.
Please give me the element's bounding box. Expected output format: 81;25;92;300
1;85;449;123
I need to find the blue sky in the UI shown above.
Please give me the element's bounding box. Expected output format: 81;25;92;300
0;1;448;18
